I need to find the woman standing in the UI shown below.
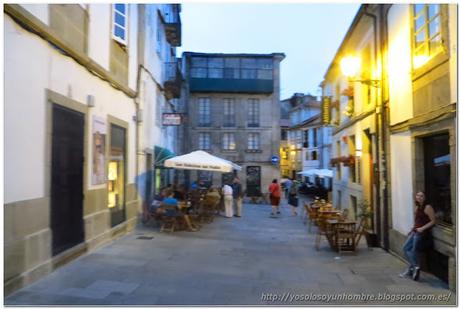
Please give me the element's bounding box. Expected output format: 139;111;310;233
288;181;299;216
268;179;281;217
399;191;436;281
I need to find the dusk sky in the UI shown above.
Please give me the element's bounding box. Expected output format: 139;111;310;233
178;3;360;100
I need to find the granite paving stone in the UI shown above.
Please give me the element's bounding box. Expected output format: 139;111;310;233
5;195;455;305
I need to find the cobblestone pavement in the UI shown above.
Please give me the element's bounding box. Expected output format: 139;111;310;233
5;196;455;305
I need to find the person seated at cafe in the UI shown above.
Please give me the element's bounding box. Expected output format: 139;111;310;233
150;188;167;214
190;181;199;190
162;189;197;232
173;184;186;201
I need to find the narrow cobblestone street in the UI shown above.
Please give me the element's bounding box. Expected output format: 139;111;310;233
5;197;453;305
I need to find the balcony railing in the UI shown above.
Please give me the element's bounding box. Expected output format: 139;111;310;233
164;62;182;99
164;7;181;46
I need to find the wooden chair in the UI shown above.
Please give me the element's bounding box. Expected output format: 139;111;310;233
304;204;319;232
315;211;341;250
159;204;179;233
335;221;357;253
201;195;220;223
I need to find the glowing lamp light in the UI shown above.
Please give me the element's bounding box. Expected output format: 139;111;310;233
340;56;361;78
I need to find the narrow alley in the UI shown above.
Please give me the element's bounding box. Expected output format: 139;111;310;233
5;198;452;306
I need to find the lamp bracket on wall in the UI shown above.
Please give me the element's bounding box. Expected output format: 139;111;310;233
349;78;381;88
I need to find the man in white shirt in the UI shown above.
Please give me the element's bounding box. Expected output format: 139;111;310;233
222;183;234;218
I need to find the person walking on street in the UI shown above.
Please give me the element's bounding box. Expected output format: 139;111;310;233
222;183;234;218
288;180;299;216
268;179;281;217
399;191;436;281
232;177;243;217
284;177;292;199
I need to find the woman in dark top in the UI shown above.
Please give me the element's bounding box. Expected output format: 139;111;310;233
399;191;436;281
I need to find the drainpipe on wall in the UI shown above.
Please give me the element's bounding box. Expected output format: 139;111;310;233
363;5;382;246
380;4;391;251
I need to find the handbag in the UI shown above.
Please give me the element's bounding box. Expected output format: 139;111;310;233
415;230;434;252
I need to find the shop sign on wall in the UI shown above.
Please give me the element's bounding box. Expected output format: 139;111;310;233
92;116;107;185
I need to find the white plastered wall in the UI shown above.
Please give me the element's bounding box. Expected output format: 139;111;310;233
21;4;49;25
5;16;50;203
448;4;457;105
387;4;414;234
5;13;137;202
387;4;413;126
88;4;110;71
390;132;413;234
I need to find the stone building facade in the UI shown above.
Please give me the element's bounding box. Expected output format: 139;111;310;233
385;3;457;290
182;52;285;198
321;3;457;290
4;3;182;294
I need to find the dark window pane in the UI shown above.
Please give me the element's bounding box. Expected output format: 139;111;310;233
241;58;257;69
241;69;257;79
208;68;223;78
114;25;125;40
115;12;125;27
191;57;207;67
257;58;273;69
225;58;240;68
257;69;272;80
115;4;126;14
191;68;207;78
208;58;224;68
224;68;239;79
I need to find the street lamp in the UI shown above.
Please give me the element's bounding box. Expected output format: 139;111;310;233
340;55;381;88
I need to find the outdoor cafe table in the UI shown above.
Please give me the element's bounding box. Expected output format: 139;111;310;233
325;219;357;252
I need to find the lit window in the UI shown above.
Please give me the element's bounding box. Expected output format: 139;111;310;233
412;4;442;69
113;4;128;45
223;133;236;150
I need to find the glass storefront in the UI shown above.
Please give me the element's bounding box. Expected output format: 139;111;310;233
108;124;126;227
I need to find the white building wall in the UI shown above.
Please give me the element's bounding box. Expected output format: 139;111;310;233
21;4;49;24
88;4;111;71
387;4;413;126
448;4;457;105
390;132;414;234
5;16;49;203
128;4;139;90
5;10;138;203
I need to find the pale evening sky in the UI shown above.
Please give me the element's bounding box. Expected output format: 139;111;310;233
177;3;360;100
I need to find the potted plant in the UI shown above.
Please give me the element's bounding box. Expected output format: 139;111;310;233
357;200;378;247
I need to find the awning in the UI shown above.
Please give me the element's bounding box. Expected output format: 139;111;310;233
164;150;241;173
297;168;333;178
154;145;176;167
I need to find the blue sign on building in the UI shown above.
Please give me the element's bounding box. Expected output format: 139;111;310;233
271;155;279;164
